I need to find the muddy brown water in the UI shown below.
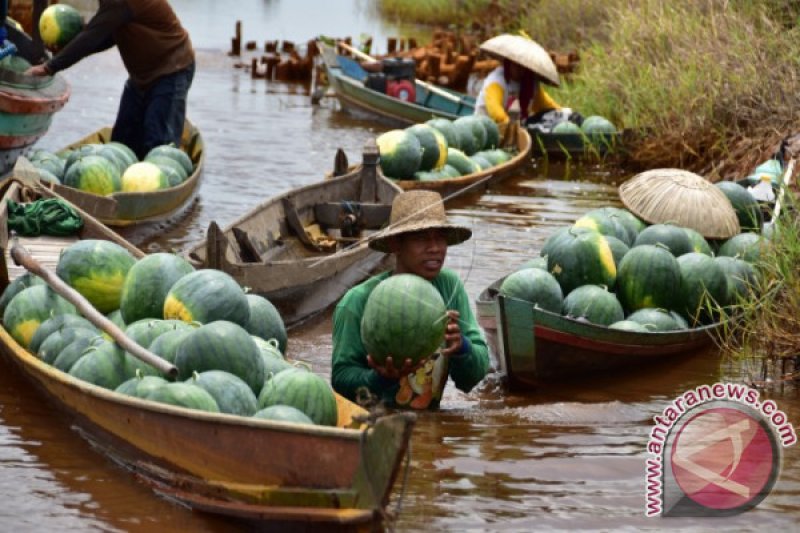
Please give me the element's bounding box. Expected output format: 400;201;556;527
1;4;798;531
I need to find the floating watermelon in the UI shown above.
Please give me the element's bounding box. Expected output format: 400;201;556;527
376;129;422;180
56;239;137;313
361;274;447;367
39;4;84;49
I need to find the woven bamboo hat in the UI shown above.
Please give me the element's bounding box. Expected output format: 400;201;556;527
479;34;560;86
618;168;740;239
368;190;472;252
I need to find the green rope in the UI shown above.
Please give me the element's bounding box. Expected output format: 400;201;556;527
7;198;83;236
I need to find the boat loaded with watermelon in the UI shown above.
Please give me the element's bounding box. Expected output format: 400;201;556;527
318;39;621;159
27;119;205;227
0;159;415;527
476;159;792;390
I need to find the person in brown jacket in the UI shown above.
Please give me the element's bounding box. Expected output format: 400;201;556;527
26;0;195;159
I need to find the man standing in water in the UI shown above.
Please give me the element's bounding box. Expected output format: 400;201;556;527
331;190;490;409
26;0;195;159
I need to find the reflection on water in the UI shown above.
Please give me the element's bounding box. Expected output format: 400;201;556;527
2;3;798;530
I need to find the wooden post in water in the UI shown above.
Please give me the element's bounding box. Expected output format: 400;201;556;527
230;20;241;56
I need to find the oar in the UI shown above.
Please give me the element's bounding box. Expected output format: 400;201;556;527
10;242;178;378
335;40;472;108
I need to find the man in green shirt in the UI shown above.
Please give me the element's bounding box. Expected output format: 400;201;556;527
332;190;490;409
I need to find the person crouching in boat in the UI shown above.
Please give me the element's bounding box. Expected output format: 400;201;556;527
331;191;489;410
475;33;580;135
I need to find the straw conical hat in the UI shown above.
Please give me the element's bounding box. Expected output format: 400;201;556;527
618;169;740;239
479;34;560;86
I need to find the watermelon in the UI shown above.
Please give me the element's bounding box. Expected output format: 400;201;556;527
540;226;593;259
95;144;132;174
594;207;646;236
470;154;492;170
3;285;77;348
676;253;729;324
252;336;294;379
546;229;616;295
175;321;266;395
144;155;187;186
29;314;97;354
148;327;195;364
552;121;581;134
145;145;193;176
446;147;480;175
609;320;652;332
257;367;338;426
121;162;170;192
425;118;460;150
440;164;461;177
406;124;447;171
39;4;83;49
115;375;169;398
626;308;681;332
575;211;635;246
715;181;763;232
107;309;126;331
604;235;630;267
718;233;764;263
376;129;422;180
581;115;616;135
498;268;563;313
122;319;192;378
0;273;45;315
188;370;259;416
452;116;482;155
633;224;693;256
36;167;61;184
253;405;314;424
52;337;97;372
562;285;624;326
56;239;137;313
68;340;128;390
143;382;220;413
414;170;441;181
475;115;501;149
106;142;138;167
616;244;681;312
163;269;250;326
483;149;512;165
63;155;121;196
715;256;757;304
243;294;287;354
38;327;100;364
120;253;195;323
360;274;447;367
683;227;713;255
64;144;104;173
30;151;66;179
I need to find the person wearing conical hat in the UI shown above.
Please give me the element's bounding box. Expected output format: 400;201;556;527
331;190;489;410
475;33;572;134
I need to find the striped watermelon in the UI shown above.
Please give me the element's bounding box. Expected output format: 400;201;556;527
142;382;220;413
38;327;100;364
677;253;728;324
633;224;693;256
148;327;195;364
257;367;338;426
562;285;624;326
426;118;460;150
68;340;128;390
120;253;195;323
145;145;193;176
3;285;77;348
253;405;314;424
626;308;682;331
406;124;447;171
498;268;563;313
115;375;169;398
361;274;447;367
163;269;250;326
63;155;122;196
252;336;293;378
175;321;266;395
56;240;137;313
39;4;83;49
52;336;99;372
0;272;45;316
121;319;193;378
616;244;681;313
376;129;422;180
188;370;259;416
29;314;97;354
546;229;616;295
243;294;288;354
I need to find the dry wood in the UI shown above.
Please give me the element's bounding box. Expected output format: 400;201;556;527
10;243;178;378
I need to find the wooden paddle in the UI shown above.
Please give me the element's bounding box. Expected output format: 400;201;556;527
10;242;178;378
336;40;472;108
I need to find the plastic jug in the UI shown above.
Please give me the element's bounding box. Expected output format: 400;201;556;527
747;173;776;202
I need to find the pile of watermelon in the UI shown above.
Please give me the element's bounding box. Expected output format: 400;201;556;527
0;240;337;426
375;115;515;181
27;142;195;196
500;179;769;331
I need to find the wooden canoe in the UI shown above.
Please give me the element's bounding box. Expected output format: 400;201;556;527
0;20;70;176
319;41;621;159
184;140;402;328
475;277;722;390
0;164;416;527
46;120;205;227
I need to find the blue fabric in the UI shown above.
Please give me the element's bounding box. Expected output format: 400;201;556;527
111;61;195;159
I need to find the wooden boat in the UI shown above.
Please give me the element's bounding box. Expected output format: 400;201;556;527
319;40;621;159
46;120;205;227
185;140;402;327
475;277;722;390
0;20;70;176
0;161;416;527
